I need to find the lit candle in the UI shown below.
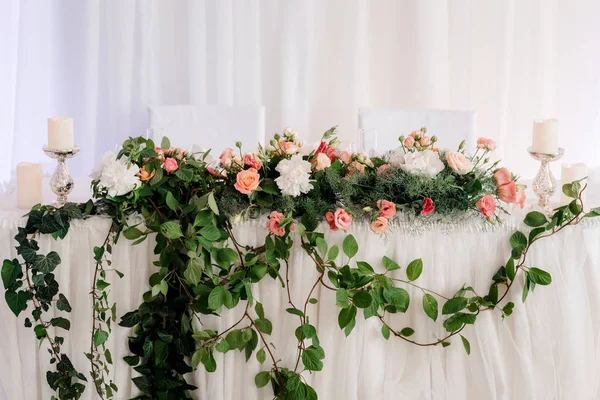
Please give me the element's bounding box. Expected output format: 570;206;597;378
532;119;558;154
560;163;587;206
48;116;74;149
17;163;43;209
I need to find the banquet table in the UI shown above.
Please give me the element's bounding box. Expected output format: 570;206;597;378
1;180;600;400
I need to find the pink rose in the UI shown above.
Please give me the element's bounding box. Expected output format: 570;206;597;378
421;197;435;216
266;211;286;236
279;140;299;155
163;158;179;174
243;153;263;170
403;136;415;149
497;181;517;203
220;148;234;167
494;168;511;186
312;152;331;172
325;211;337;231
476;195;497;218
446;151;472;175
477;138;497;151
377;200;396;219
340;150;352;164
155;147;165;161
377;164;391;174
207;166;224;178
333;208;352;231
234;167;260;195
516;191;526;209
419;136;431;146
175;148;186;160
408;130;422;139
370;217;389;235
314;141;337;161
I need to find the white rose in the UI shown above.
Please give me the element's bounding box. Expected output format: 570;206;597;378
446;151;472;175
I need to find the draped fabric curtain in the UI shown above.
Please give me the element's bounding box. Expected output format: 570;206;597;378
1;0;600;183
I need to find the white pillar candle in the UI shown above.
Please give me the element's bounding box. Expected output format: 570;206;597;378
17;162;43;209
532;119;559;154
560;163;587;206
48;116;74;149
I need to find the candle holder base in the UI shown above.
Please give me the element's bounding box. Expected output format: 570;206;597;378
43;146;80;207
527;147;564;214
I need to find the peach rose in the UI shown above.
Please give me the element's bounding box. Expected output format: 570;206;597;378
419;136;431;146
163;158;179;174
421;197;435;216
446;151;472;175
266;211;286;236
497;181;517;203
333;208;352;231
136;166;155;182
477;138;497;151
312;152;331;172
234;167;260;195
370;217;389;235
403;136;415;149
476;194;497;218
377;200;396;219
220;148;234;167
516;191;526;209
494;168;511;186
243;153;263;170
377;164;391;174
279;140;299;155
408;129;422;139
340;150;352;164
325;211;337;231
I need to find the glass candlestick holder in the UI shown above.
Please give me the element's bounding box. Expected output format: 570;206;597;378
527;146;564;214
43;146;80;207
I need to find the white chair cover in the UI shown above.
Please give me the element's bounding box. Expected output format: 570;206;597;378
148;105;266;155
358;108;477;152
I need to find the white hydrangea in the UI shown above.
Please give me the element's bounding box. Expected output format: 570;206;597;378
389;148;444;178
92;151;141;197
274;155;313;197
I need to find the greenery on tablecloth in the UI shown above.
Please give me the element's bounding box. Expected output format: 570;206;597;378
2;127;596;400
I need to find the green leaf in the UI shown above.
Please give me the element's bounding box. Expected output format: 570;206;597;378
381;324;390;340
119;311;141;327
123;355;139;366
562;181;581;199
400;327;414;337
309;298;318;304
528;267;552;285
149;166;163;186
502;302;515;317
201;349;217;372
50;317;70;330
1;259;20;289
165;191;178;212
5;290;28;316
256;348;266;364
382;256;401;271
460;335;471;355
422;294;438;321
56;294;72;312
160;136;170;149
199;224;221;241
327;245;339;261
160;221;183;239
509;231;528;254
255;302;265;319
261;179;280;195
96;279;110;291
506;258;516;281
522;277;531;302
174;168;194;182
104;348;113;364
123;226;143;240
34;324;47;338
302;346;324;371
356;261;374;275
352;291;373;308
342;235;358;259
255;318;272;335
383;287;410;312
336;289;349;308
338;305;357;329
315;237;327;256
154;339;169;366
524;211;548;227
208;192;220;215
215;340;230;353
286;308;304;317
184;257;203;285
255;371;271;388
442;297;468;315
406;259;423;281
208;286;229;311
33;251;61;273
192;329;217;341
191;348;205;370
93;330;109;347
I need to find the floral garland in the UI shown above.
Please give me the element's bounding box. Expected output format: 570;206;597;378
2;127;596;400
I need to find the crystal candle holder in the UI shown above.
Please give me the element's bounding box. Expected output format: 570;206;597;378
43;146;80;207
527;147;564;214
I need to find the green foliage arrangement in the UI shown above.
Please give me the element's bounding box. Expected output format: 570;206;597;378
2;128;596;400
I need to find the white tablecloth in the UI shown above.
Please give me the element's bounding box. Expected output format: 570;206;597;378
1;182;600;400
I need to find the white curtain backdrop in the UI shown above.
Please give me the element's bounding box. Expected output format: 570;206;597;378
1;0;600;183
